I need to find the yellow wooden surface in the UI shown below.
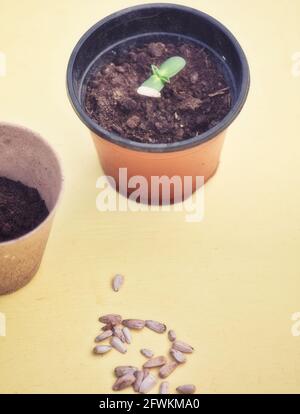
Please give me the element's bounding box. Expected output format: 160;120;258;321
0;0;300;394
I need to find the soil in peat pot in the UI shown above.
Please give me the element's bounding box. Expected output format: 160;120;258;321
0;177;49;242
84;40;233;144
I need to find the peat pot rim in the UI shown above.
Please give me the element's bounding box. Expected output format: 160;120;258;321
67;3;250;153
0;121;64;247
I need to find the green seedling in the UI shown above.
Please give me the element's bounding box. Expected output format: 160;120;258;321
137;56;186;98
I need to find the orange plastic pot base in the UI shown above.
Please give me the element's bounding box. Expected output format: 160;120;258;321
92;131;226;205
112;163;220;206
92;132;226;204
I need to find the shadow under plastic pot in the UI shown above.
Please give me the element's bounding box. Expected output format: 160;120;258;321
67;3;250;204
0;123;63;295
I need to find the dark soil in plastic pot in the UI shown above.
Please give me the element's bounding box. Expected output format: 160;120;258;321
84;40;232;144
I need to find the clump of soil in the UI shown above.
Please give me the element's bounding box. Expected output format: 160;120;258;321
0;177;49;242
84;40;232;144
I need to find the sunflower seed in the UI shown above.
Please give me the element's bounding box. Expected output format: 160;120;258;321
122;319;145;330
139;373;157;394
122;327;132;344
143;368;150;378
173;340;194;353
176;384;196;394
133;370;144;392
93;345;112;355
140;348;154;358
143;356;167;368
168;330;176;342
110;336;127;354
112;274;124;292
114;366;138;377
101;324;113;331
112;373;136;391
159;361;178;378
95;330;113;342
113;326;126;342
170;348;186;364
99;314;122;326
159;381;170;394
145;320;167;333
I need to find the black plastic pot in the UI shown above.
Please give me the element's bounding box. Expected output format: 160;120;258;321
67;3;250;202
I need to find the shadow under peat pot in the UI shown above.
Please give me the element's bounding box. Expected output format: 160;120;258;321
67;3;250;204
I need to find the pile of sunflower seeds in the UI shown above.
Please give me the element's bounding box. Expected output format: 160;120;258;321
93;313;196;394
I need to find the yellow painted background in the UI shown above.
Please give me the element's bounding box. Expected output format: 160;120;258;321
0;0;300;394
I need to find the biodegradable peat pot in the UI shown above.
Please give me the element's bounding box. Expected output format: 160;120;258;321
0;123;63;295
67;3;250;203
